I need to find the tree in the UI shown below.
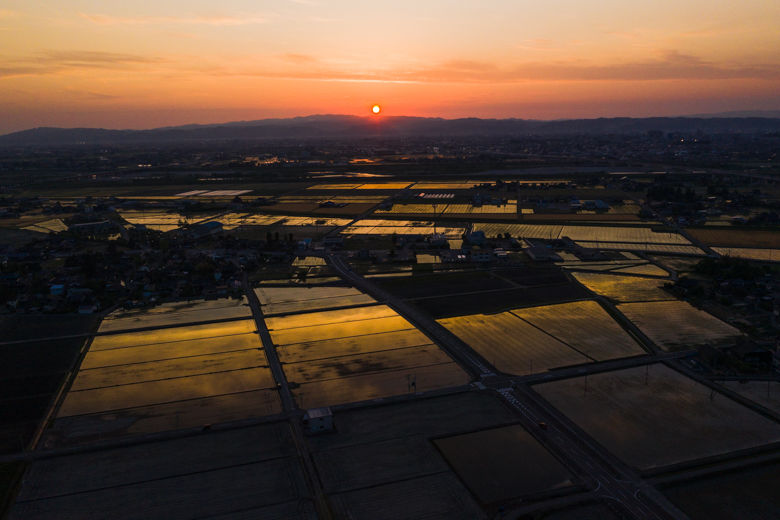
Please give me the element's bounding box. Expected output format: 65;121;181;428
266;231;273;244
274;231;280;242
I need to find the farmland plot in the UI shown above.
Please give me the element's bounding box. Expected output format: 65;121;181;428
267;306;467;407
722;381;780;415
12;425;313;520
575;242;705;255
256;286;376;314
89;320;256;351
99;298;251;332
560;226;690;244
687;228;780;248
610;263;669;276
661;461;780;520
534;365;780;470
310;393;519;520
646;255;701;272
617;301;742;350
51;320;281;443
512;301;646;360
573;273;674;303
438;313;591;375
435;425;573;503
712;247;780;262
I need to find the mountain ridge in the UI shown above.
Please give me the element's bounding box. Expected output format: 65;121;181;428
2;114;780;146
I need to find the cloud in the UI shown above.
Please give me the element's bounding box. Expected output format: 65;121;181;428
79;13;268;26
0;51;166;78
278;53;317;64
0;9;21;21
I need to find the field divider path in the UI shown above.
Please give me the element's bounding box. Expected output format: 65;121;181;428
243;273;333;520
326;254;495;378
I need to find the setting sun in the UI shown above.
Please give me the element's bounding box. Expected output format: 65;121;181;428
372;105;381;114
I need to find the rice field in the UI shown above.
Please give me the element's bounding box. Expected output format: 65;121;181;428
534;365;780;471
52;320;281;443
473;223;690;243
573;273;674;302
646;255;702;272
617;301;742;350
443;204;517;215
688;229;780;248
266;305;467;407
721;381;780;415
21;218;68;233
374;204;443;214
712;247;780;262
257;286;377;314
512;301;646;361
342;219;466;238
439;312;592;375
575;242;705;254
99;298;252;332
434;425;573;503
610;263;670;276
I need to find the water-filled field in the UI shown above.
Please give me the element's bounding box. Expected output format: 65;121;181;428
439;312;592;375
511;301;646;360
99;298;252;332
535;365;780;470
266;303;468;407
256;286;375;314
617;300;742;350
50;320;280;444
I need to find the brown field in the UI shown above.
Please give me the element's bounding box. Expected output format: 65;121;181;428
646;255;701;272
13;424;314;520
260;203;321;213
99;298;251;332
535;365;780;471
435;425;573;503
512;301;646;360
687;228;780;248
712;247;780;262
573;273;673;302
313;203;377;215
89;320;256;351
660;461;780;520
523;213;640;221
610;263;669;276
617;300;742;350
310;393;519;520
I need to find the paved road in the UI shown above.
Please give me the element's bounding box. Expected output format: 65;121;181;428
326;254;690;520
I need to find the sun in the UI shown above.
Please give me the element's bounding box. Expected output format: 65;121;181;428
372;105;381;114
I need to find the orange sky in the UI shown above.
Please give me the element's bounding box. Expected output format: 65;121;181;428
1;0;779;133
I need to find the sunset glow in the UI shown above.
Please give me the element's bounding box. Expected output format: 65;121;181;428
1;0;779;133
372;105;381;115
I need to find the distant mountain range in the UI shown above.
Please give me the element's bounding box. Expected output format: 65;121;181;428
2;113;780;146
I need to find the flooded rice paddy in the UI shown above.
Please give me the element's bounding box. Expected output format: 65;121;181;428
535;365;780;470
99;298;252;332
265;303;468;408
617;300;742;350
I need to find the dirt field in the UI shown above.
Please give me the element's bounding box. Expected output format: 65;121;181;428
310;393;520;519
435;425;572;503
573;273;674;302
12;423;315;520
617;301;742;350
535;365;780;471
688;228;780;248
660;461;780;520
414;284;592;319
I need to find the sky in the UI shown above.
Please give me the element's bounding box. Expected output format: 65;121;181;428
1;0;779;133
